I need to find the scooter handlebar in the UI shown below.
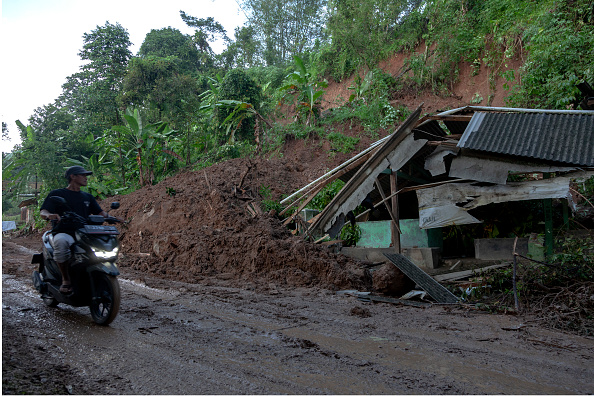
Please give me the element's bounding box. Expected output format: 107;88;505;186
104;216;122;224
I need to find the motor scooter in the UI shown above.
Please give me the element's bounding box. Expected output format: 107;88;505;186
32;196;122;325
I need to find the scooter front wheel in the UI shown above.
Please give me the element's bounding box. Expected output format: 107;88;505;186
89;273;120;326
43;295;59;307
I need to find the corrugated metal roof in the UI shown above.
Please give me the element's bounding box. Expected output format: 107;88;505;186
458;112;594;166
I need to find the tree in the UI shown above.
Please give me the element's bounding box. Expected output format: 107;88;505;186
2;122;9;142
61;22;132;136
321;0;425;79
138;27;200;75
119;55;203;165
217;69;262;142
27;103;89;160
221;26;263;68
280;55;327;125
180;11;229;72
3;121;63;196
240;0;327;66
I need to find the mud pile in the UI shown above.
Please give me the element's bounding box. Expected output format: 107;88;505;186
111;157;373;291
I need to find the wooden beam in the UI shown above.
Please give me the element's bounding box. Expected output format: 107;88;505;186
308;104;425;237
374;178;401;234
426;115;473;122
390;170;401;252
355;179;472;221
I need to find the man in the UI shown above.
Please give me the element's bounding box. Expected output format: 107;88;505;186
40;166;108;294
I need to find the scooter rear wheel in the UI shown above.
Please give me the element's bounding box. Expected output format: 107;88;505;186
89;274;120;326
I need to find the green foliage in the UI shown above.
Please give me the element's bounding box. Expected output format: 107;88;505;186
246;66;287;91
96;108;180;187
309;179;345;210
3;121;64;194
321;98;410;134
239;0;326;66
138;27;200;75
258;184;283;212
217;69;263;142
506;0;594;108
577;176;594;199
348;70;374;103
217;100;268;145
326;132;359;153
180;11;228;71
459;231;594;335
319;0;592;110
280;56;328;125
550;234;594;282
321;0;421;80
61;22;132;136
340;223;361;247
65;154;126;200
223;25;263;68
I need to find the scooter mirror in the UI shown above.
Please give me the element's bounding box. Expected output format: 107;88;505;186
110;202;120;210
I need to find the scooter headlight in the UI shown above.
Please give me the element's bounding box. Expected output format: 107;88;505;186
91;246;119;260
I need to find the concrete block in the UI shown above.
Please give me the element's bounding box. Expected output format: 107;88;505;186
474;238;529;260
341;247;398;262
401;247;441;270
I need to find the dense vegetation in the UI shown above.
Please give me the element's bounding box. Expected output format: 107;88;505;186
3;0;593;220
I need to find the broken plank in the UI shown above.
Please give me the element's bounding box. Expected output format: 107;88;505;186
384;253;459;304
279;149;376;217
433;263;510;282
357;294;432;308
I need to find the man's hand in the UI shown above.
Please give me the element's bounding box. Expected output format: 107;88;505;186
40;209;60;222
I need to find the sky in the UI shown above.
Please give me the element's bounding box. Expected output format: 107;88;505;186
0;0;247;153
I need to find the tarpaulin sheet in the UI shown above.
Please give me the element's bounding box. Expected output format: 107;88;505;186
2;221;17;232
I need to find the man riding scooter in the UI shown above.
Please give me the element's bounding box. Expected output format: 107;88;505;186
40;166;108;294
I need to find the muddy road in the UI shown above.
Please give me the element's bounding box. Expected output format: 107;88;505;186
3;238;594;395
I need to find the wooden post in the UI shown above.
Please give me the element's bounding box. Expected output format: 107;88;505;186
543;173;554;258
390;169;401;253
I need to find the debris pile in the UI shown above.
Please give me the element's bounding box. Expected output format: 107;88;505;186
111;157;373;291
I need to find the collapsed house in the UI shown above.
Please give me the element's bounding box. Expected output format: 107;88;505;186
282;104;594;272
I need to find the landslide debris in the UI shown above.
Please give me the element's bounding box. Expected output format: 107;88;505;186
111;157;373;291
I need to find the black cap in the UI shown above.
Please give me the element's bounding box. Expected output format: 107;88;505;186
65;166;93;180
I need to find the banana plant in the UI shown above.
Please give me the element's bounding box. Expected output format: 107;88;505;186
65;154;126;199
280;55;328;126
102;108;179;186
199;73;224;113
348;70;374;103
3;121;63;195
217;100;272;148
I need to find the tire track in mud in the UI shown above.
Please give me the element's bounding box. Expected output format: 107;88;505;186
3;239;594;394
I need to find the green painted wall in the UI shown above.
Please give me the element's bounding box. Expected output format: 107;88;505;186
357;219;443;249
